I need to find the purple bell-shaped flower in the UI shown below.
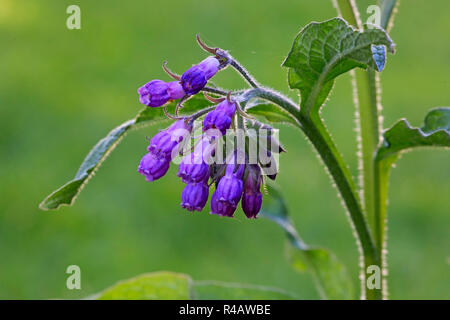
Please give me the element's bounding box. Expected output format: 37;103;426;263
203;99;237;136
210;159;245;217
180;177;210;212
180;57;220;96
138;152;171;182
177;137;216;183
138;80;185;107
148;119;193;160
241;164;263;218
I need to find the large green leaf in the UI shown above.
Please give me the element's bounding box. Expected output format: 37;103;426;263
90;271;296;300
260;183;354;300
373;107;450;261
377;107;450;161
95;271;192;300
39;96;211;211
283;17;394;113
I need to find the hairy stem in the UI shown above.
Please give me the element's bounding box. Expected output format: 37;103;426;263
229;58;260;88
371;0;400;299
335;0;384;299
333;0;399;299
353;69;381;247
202;86;228;96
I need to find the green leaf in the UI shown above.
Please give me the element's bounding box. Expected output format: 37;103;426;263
89;271;296;300
374;107;450;258
246;100;299;127
286;246;354;300
260;183;354;300
377;107;450;161
193;281;296;300
95;271;192;300
283;17;394;113
39;96;211;211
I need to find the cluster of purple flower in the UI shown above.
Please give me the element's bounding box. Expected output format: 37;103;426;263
137;55;263;218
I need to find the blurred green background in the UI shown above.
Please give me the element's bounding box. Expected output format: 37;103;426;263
0;0;449;299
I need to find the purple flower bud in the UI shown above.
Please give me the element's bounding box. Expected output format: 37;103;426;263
177;137;215;183
181;179;209;212
203;100;237;135
138;152;171;182
210;175;243;217
203;110;232;136
166;81;185;100
181;57;220;95
241;165;263;218
210;161;244;217
148;119;192;159
215;99;237;118
138;80;185;107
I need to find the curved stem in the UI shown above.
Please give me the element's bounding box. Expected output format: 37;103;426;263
229;58;260;88
202;86;228;96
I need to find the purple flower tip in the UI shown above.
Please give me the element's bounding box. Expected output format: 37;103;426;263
138;152;171;182
177;138;215;183
203;100;237;135
210;164;244;217
215;99;237;118
241;165;263;218
148;119;192;159
181;57;220;95
181;180;209;212
242;192;262;219
138;80;185;107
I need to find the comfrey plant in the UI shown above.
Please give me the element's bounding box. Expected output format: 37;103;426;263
136;47;281;218
40;0;449;300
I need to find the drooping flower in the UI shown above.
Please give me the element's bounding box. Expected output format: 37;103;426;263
138;152;171;182
203;99;237;136
180;56;220;95
177;137;216;183
210;160;245;217
260;150;278;180
138;80;185;107
148;119;192;159
241;164;263;218
180;177;209;212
